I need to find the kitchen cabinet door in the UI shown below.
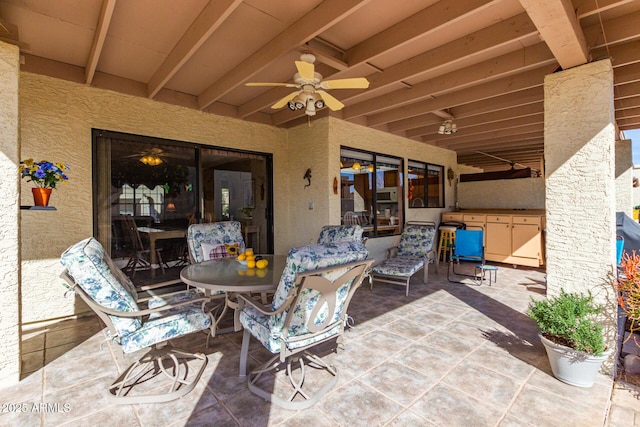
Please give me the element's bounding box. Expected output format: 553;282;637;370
486;219;511;256
512;223;541;260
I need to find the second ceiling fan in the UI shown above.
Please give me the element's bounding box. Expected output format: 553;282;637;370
245;53;369;116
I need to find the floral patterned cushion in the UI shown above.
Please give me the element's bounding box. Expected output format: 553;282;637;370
316;225;364;244
372;256;424;277
119;307;211;353
60;237;142;337
397;223;436;257
187;221;246;264
240;241;368;353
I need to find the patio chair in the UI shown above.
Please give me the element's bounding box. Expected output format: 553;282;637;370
370;221;437;296
236;241;373;409
316;224;365;244
447;228;485;284
120;214;166;278
342;211;360;225
186;221;246;264
59;237;213;404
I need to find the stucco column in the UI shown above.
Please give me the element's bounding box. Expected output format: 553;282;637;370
544;59;617;357
0;41;21;387
616;139;633;217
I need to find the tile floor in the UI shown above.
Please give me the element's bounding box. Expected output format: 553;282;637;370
3;262;639;426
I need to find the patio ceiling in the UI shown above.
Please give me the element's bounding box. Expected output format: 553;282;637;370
2;0;640;171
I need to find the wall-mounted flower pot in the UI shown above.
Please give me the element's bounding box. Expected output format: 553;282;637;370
539;334;611;388
32;188;52;207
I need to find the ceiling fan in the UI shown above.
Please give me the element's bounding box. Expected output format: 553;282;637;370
123;148;169;166
245;53;370;116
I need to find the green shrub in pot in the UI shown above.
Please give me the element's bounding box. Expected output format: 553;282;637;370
528;289;606;355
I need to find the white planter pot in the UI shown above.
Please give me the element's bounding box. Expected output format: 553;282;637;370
539;334;611;388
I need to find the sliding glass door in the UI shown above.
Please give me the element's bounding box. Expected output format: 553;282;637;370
93;129;273;285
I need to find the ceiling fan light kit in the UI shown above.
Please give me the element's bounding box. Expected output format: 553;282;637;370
245;54;369;117
438;119;457;135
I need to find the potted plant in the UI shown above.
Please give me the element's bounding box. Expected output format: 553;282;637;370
19;158;70;206
615;251;640;372
527;289;610;387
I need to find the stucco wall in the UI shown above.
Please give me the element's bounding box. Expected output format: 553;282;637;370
544;60;616;319
0;42;21;387
458;178;546;209
19;72;289;323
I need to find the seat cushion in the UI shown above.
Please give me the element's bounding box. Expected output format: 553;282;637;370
119;307;211;353
239;305;341;353
372;256;425;277
60;237;142;336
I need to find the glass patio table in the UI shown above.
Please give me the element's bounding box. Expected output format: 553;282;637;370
180;255;286;334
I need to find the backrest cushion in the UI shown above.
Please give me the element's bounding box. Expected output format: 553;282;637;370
60;237;141;336
187;221;246;263
453;229;484;257
316;225;364;244
397;223;436;257
271;241;368;325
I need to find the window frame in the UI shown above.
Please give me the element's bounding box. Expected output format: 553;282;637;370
407;160;445;209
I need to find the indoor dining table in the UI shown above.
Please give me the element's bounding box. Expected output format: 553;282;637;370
137;226;187;278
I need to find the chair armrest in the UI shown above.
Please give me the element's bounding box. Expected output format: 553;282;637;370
386;246;399;259
236;291;293;316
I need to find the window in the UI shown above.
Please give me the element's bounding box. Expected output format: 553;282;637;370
408;160;444;208
340;148;403;237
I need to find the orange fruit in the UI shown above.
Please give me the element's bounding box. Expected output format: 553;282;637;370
256;259;268;269
247;260;256;269
245;249;254;257
246;255;256;262
237;253;246;261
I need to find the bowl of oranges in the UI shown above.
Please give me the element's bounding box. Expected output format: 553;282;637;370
237;249;269;269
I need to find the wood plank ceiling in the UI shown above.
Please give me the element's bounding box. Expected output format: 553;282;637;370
2;0;639;172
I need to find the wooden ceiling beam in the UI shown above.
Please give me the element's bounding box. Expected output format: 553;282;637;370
583;10;640;49
417;114;544;141
434;124;544;147
147;0;242;99
455;139;544;154
344;0;494;66
519;0;588;69
365;65;554;127
406;103;544;138
616;95;640;111
85;0;116;85
450;86;544;119
616;81;640;100
617;106;640;120
593;39;640;67
197;0;369;110
343;43;555;120
615;62;640;86
575;0;635;19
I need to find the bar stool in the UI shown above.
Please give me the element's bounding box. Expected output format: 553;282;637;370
437;226;457;263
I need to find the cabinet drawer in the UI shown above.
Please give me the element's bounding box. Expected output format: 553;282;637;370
463;214;485;222
512;216;541;226
487;215;511;223
442;213;463;222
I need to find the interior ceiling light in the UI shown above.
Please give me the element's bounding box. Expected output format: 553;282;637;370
367;164;374;172
437;119;457;135
139;154;163;166
352;162;361;170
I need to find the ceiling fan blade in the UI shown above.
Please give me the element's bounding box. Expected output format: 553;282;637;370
319;77;370;89
295;60;315;80
317;90;345;111
271;91;301;109
245;82;297;87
